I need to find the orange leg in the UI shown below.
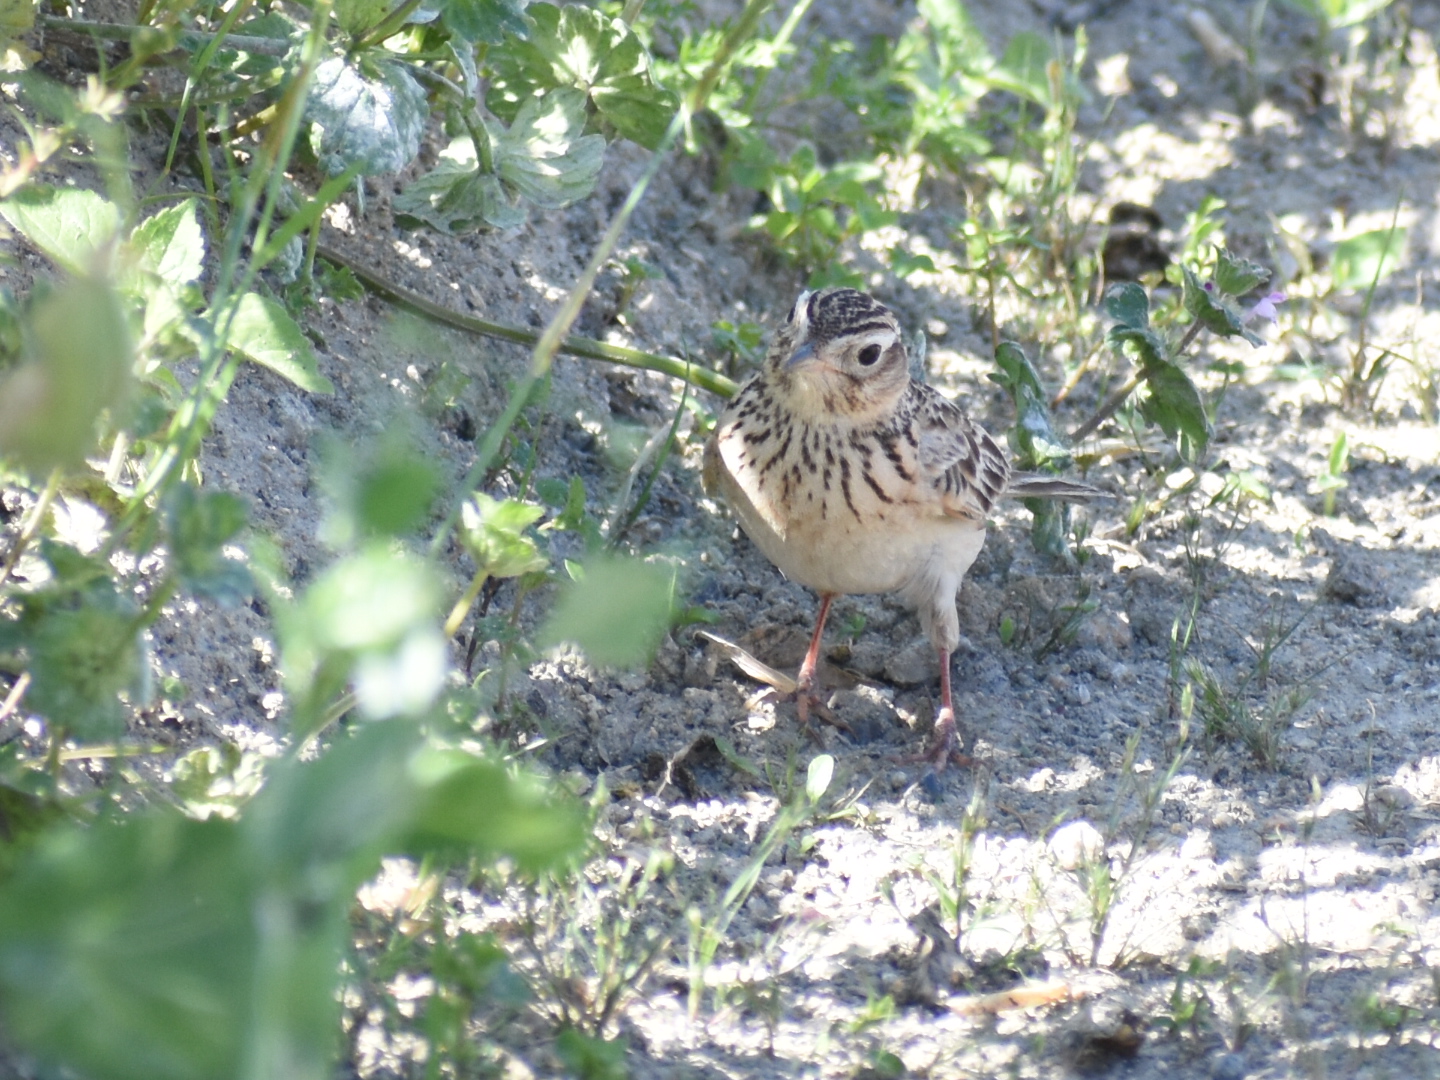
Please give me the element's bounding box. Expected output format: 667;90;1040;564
795;594;845;731
911;648;972;770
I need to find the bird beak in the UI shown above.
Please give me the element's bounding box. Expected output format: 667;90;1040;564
784;341;816;369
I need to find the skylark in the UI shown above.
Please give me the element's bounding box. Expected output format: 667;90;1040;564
704;287;1094;766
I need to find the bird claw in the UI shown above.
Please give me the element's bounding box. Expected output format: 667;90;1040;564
795;687;850;736
897;708;974;773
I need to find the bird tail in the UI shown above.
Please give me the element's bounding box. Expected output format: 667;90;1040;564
1004;474;1106;501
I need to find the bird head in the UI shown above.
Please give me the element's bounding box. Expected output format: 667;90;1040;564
764;288;911;424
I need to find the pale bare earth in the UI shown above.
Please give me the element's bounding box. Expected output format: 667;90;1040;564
19;0;1440;1077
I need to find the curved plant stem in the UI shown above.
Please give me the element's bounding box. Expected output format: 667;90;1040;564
315;243;738;400
0;467;61;591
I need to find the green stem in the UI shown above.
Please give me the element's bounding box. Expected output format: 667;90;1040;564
316;243;737;399
0;467;61;591
443;570;491;639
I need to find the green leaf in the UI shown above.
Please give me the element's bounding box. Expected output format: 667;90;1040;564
0;186;121;275
402;750;586;869
0;274;134;472
393;137;526;233
227;292;334;394
436;0;530;44
493;88;606;208
487;3;679;150
1212;247;1268;297
334;0;391;35
165;482;252;605
1106;326;1167;370
305;55;428;176
1331;226;1406;292
6;580;139;739
356;448;441;539
0;813;261;1080
1181;266;1260;346
459;494;548;578
987;32;1053;107
990;342;1072;471
132;199;206;290
1277;0;1395;29
555;1028;628;1080
0;0;35;41
1138;360;1211;456
278;546;445;728
539;554;671;668
1102;281;1149;330
805;754;834;803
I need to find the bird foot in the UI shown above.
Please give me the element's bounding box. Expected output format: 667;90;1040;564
897;708;974;772
795;684;851;739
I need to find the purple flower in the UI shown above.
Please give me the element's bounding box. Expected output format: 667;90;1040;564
1247;291;1286;323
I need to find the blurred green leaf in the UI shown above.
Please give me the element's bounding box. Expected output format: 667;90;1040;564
131;199;205;290
227;292;334;394
556;1027;628;1080
0;814;261;1080
1212;247;1268;297
487;2;679;150
437;0;530;44
1;582;139;739
0;186;121;274
539;553;671;668
402;749;586;868
459;494;548;578
306;55;428;177
334;0;391;35
1277;0;1394;29
0;0;34;42
987;32;1052;107
1331;226;1406;292
0;274;133;472
1139;360;1210;456
805;754;834;803
165;482;251;605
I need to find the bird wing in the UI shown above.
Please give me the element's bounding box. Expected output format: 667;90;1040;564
910;384;1009;522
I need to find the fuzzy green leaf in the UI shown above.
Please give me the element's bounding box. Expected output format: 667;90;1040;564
987;32;1053;107
306;55;427;176
486;3;678;150
393;138;526;233
132;199;205;290
227;293;334;394
492;88;606;208
1182;266;1260;345
1212;247;1269;297
459;494;548;578
436;0;530;44
540;554;672;668
0;275;133;472
165;483;252;606
0;186;121;275
1102;281;1150;330
1139;360;1211;455
1331;227;1406;292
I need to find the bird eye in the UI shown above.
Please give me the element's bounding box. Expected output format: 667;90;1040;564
858;344;882;366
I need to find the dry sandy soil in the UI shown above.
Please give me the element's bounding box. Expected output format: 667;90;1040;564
19;0;1440;1077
